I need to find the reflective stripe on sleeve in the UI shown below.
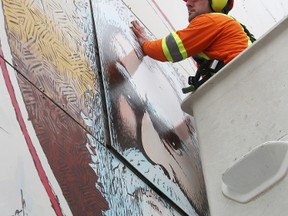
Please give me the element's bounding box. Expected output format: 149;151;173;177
162;32;188;62
247;37;252;46
197;52;210;60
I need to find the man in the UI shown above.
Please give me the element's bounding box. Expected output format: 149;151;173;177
131;0;255;91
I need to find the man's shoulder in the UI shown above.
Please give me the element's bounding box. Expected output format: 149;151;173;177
196;13;234;22
191;13;238;29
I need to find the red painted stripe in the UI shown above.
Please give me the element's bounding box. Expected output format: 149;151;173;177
151;0;176;31
0;45;63;216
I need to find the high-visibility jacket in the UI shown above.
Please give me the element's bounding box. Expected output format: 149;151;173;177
142;13;253;64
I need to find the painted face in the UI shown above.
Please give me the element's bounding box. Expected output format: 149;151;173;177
184;0;212;22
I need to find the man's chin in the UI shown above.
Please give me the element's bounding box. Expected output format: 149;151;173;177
188;13;196;22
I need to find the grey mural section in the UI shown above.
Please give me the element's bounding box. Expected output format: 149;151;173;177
87;135;183;216
91;0;209;215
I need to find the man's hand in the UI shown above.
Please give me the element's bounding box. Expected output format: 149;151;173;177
130;20;150;46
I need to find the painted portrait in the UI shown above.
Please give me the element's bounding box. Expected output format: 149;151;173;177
92;0;208;215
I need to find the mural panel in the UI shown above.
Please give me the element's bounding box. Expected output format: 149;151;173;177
0;53;182;215
92;0;209;215
1;0;209;215
0;43;62;216
0;0;105;143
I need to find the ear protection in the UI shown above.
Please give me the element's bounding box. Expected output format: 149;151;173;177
209;0;234;14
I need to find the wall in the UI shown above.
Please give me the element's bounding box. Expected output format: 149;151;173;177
0;0;208;215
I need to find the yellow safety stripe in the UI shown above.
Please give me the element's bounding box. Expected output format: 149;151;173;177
172;32;188;59
162;32;188;62
197;52;210;60
162;38;173;62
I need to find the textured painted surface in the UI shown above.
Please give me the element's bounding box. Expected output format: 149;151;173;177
0;0;209;215
16;74;108;215
1;0;105;142
0;47;67;215
92;0;208;215
0;55;182;215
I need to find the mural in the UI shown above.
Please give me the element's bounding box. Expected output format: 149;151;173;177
92;0;208;215
0;51;182;215
0;0;209;215
0;45;61;216
1;0;106;142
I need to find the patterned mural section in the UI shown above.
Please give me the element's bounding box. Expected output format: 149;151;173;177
92;0;208;215
0;56;182;215
0;47;61;216
0;0;209;215
1;0;105;142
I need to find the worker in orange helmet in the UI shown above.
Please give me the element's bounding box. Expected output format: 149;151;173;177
131;0;255;92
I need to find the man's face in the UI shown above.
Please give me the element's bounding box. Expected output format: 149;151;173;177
184;0;212;22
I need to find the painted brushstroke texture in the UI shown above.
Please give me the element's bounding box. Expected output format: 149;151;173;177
1;0;105;142
1;0;187;215
92;0;208;215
